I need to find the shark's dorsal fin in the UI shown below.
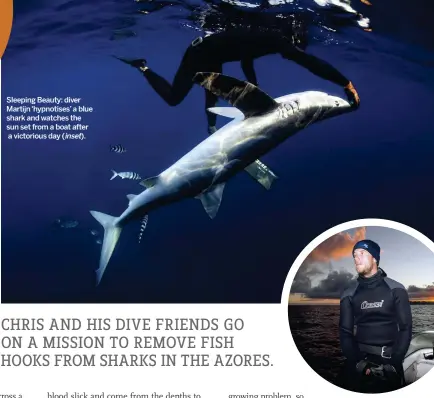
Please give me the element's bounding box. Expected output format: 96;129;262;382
196;183;226;219
193;72;278;118
139;176;158;189
207;107;244;120
126;194;137;203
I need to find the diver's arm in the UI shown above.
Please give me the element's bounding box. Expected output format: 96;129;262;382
281;45;360;107
339;296;362;365
391;288;412;363
241;58;258;86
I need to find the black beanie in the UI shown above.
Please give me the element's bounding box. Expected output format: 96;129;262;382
352;239;381;265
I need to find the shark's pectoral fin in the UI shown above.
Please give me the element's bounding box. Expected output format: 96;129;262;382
139;176;159;189
196;183;226;219
207;107;244;120
193;72;278;118
244;160;279;190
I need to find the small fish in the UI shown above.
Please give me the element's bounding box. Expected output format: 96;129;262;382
138;214;149;243
110;144;127;153
90;229;99;236
96;239;102;245
110;170;142;181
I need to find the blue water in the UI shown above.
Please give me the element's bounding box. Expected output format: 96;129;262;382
2;0;434;303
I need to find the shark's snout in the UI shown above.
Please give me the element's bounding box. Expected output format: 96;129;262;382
328;95;351;109
322;95;352;119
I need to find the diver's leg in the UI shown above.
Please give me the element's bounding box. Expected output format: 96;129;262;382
204;63;222;134
115;48;197;106
142;49;197;106
205;90;218;134
342;360;364;393
383;362;405;392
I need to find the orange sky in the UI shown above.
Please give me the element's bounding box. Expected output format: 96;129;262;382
288;294;434;305
305;227;366;264
292;226;434;303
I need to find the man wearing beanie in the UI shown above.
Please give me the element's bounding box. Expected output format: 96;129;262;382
338;239;412;393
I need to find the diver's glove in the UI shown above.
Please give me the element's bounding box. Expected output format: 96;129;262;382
355;359;371;375
344;81;360;109
356;361;388;380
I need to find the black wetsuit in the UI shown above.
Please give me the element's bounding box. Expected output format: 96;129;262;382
142;30;351;130
339;268;412;393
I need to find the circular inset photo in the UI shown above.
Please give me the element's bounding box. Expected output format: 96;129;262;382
286;221;434;394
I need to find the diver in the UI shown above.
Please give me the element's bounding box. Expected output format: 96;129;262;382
115;25;360;135
339;239;413;393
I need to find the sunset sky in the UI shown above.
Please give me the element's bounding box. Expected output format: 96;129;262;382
289;226;434;304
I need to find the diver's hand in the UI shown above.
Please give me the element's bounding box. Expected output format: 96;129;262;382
344;81;360;109
355;359;370;375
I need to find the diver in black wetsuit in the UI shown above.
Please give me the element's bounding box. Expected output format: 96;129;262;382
339;240;412;393
116;28;360;134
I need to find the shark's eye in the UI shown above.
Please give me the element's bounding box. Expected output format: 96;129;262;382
335;100;340;107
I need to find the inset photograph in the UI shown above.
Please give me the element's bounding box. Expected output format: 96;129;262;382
287;224;434;393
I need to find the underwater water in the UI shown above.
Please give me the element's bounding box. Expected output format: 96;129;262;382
2;0;434;303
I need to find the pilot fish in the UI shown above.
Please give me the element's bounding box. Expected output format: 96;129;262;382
110;145;127;153
110;170;142;181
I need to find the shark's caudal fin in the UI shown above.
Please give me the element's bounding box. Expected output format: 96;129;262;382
110;170;118;180
89;210;123;285
193;72;278;118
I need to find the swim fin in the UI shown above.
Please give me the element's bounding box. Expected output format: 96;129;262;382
113;56;147;69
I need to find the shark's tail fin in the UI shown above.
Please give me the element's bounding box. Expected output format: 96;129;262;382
110;170;118;180
89;210;123;285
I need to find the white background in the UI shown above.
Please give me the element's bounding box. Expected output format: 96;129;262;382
1;61;433;398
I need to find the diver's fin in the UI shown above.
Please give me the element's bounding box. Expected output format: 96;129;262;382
110;170;118;180
113;56;147;69
196;183;226;219
243;160;279;190
193;72;278;118
139;176;158;189
89;210;123;286
126;194;137;203
207;107;244;120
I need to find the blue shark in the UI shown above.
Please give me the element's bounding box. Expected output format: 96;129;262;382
90;72;354;285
